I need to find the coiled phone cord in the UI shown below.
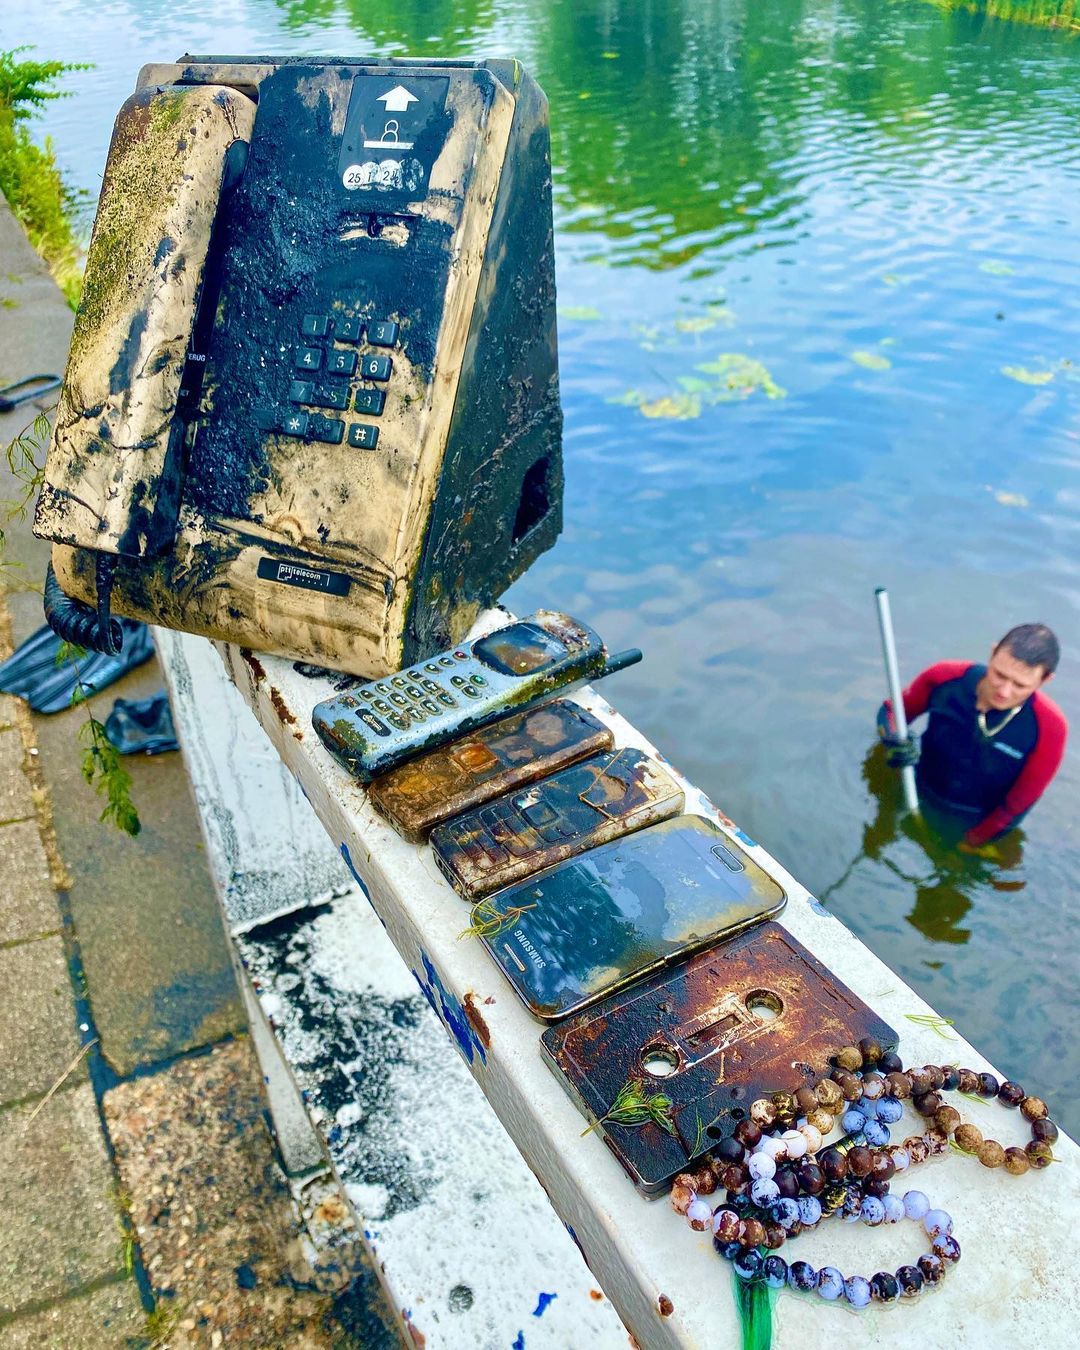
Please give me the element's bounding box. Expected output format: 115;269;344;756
43;558;123;655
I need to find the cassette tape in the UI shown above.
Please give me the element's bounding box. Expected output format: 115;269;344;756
541;921;897;1195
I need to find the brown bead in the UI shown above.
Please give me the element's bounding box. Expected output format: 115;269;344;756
798;1161;825;1195
820;1147;849;1183
670;1182;694;1214
1021;1096;1048;1122
914;1091;942;1117
1003;1147;1030;1176
847;1146;873;1178
774;1165;800;1200
923;1131;948;1157
954;1123;983;1153
721;1163;749;1192
693;1167;717;1195
885;1071;912;1099
674;1172;697;1192
764;1223;786;1250
714;1208;741;1240
925;1065;945;1091
740;1218;766;1246
815;1079;844;1112
935;1106;961;1134
957;1069;979;1094
998;1080;1025;1108
836;1045;863;1072
978;1139;1006;1169
839;1071;864;1102
734;1119;762;1149
750;1098;778;1128
905;1136;929;1165
795;1086;819;1116
1032;1118;1059;1144
1025;1140;1054;1169
908;1068;932;1097
863;1176;890;1199
871;1151;896;1183
807;1107;834;1134
858;1037;882;1066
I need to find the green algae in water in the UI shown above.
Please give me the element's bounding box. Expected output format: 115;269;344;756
851;349;892;371
695;353;787;400
980;259;1016;276
1001;364;1055;385
559;304;602;320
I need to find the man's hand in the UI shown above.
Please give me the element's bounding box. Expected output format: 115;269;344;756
876;702;920;767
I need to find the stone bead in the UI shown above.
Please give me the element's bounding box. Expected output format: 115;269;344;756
1026;1140;1054;1169
798;1195;823;1226
883;1194;906;1224
748;1152;776;1182
859;1037;883;1067
905;1136;929;1165
844;1275;872;1309
877;1097;903;1125
885;1071;912;1099
764;1223;786;1251
932;1234;961;1264
903;1190;930;1220
957;1068;979;1094
788;1260;818;1292
1032;1118;1059;1144
670;1182;694;1214
998;1080;1025;1107
799;1124;823;1155
713;1208;741;1241
978;1139;1006;1169
838;1071;864;1102
940;1066;961;1091
847;1145;874;1178
771;1091;797;1118
687;1198;712;1230
774;1165;800;1200
841;1184;863;1220
954;1123;983;1153
871;1152;896;1184
781;1129;807;1160
760;1135;788;1161
1021;1095;1049;1121
821;1182;848;1214
863;1177;890;1200
923;1131;948;1157
918;1253;945;1284
863;1119;891;1148
763;1254;788;1289
821;1147;849;1182
721;1163;749;1193
717;1238;742;1260
841;1108;867;1134
889;1147;911;1172
860;1195;885;1226
734;1119;763;1148
1003;1146;1030;1176
807;1107;834;1135
908;1068;932;1097
870;1271;900;1303
859;1095;879;1120
977;1072;1000;1098
694;1166;718;1195
728;1194;753;1215
750;1098;778;1128
836;1045;863;1072
716;1135;745;1164
863;1074;887;1102
751;1178;780;1207
771;1197;801;1231
740;1218;766;1247
879;1050;903;1075
815;1078;844;1112
925;1065;946;1091
734;1247;764;1281
896;1265;925;1298
935;1105;962;1134
798;1161;825;1196
923;1208;953;1238
914;1091;943;1117
817;1266;845;1300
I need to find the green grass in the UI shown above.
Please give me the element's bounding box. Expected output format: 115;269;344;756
0;48;89;307
920;0;1080;30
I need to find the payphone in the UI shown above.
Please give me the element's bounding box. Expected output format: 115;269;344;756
34;56;563;675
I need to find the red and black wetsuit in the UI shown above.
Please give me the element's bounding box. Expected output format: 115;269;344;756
882;662;1067;846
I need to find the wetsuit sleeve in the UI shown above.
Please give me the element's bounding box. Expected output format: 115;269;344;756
878;662;973;734
965;698;1068;846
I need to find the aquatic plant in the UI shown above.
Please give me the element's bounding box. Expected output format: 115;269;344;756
920;1;1080;32
583;1078;678;1136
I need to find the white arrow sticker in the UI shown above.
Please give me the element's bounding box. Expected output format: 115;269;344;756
377;84;419;113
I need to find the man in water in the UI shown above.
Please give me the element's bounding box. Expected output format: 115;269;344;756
877;623;1066;850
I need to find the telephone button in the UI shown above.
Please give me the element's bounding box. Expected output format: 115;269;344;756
404;684;423;700
347;424;379;450
461;685;482;699
360;355;392;382
410;706;428;723
301;314;330;338
424;664;440;674
388;714;409;730
358;710;391;737
420;678;442;694
471;674;488;687
288;380;314;404
335;315;362;342
354;388;386;416
328;349;358;376
282;411;310;438
421;698;440;715
437;693;457;708
390;692;408;708
295;346;322;371
309;415;344;444
372;698;391;713
374;683;390;693
439;657;455;668
367;320;399;346
391;676;407;688
314;385;349;411
451;675;467;688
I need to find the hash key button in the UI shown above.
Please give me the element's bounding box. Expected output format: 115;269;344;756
347;424;379;450
361;354;392;381
295;345;322;371
301;314;330;338
368;320;398;346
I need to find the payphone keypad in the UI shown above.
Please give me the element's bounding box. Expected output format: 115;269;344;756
282;311;400;452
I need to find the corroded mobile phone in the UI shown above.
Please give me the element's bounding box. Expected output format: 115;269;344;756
431;747;684;900
481;814;787;1022
312;610;640;781
368;700;614;843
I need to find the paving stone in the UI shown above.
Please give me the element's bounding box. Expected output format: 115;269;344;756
0;692;18;730
0;1278;145;1349
0;729;34;824
0;936;82;1105
0;820;61;944
0;1083;122;1316
103;1037;399;1348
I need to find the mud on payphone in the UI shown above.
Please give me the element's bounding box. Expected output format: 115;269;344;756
34;56;563;675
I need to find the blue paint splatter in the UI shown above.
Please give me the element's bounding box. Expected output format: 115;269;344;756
733;828;758;848
532;1293;557;1317
563;1222;585;1258
411;950;488;1065
808;895;835;918
339;843;370;896
512;1334;525;1350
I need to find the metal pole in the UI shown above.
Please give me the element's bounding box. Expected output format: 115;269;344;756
875;587;919;814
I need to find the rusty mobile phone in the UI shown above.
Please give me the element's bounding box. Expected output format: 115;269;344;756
431;746;684;900
367;699;614;842
481;814;787;1022
312;610;641;782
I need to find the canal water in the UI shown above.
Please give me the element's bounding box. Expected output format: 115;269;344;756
8;0;1078;1131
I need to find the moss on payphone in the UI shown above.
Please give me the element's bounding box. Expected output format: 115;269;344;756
34;56;563;677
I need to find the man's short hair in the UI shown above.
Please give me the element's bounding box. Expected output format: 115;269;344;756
996;623;1060;676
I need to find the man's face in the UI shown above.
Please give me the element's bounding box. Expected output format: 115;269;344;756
984;645;1051;710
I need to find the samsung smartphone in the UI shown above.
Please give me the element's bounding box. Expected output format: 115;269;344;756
312;610;640;781
368;700;614;842
431;747;684;899
481;814;786;1021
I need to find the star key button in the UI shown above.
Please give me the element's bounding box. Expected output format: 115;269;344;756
282;411;309;438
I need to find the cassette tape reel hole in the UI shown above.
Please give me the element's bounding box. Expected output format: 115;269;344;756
745;990;784;1021
640;1044;680;1079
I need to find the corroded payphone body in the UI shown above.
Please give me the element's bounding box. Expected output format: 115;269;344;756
34;56;562;675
